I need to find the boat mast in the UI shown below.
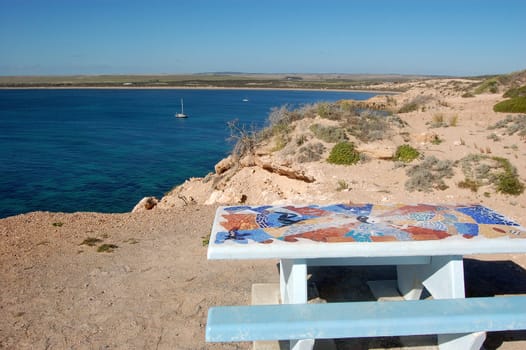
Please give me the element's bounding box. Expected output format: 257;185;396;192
181;98;184;114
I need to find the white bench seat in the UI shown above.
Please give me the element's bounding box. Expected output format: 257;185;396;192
206;296;526;343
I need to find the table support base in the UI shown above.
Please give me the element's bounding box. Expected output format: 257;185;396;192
396;255;465;300
438;332;486;350
290;339;315;350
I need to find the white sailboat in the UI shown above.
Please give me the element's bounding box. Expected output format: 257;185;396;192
175;98;188;118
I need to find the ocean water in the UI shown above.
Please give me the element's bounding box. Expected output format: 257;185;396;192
0;89;377;218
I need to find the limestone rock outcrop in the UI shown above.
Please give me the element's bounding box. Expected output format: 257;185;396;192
214;155;234;174
132;196;159;212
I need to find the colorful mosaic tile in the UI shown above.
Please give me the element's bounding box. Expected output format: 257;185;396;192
212;203;526;245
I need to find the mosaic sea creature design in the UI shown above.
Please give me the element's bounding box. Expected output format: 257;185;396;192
455;205;520;226
213;203;525;245
215;228;273;244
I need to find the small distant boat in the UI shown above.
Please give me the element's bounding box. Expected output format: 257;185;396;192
242;98;249;102
175;98;188;118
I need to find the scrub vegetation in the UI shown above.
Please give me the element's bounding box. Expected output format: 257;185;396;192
393;144;420;163
327;142;361;165
405;156;454;192
457;154;524;195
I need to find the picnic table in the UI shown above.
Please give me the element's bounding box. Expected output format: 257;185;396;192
206;203;526;350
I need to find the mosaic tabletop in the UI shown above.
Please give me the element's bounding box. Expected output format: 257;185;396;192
208;203;526;260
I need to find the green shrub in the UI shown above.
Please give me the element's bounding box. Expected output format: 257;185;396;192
394;144;420;163
492;157;524;195
309;124;347;143
461;92;475;98
503;85;526;98
495;172;524;195
327;142;360;165
336;179;349;191
458;179;481;192
493;97;526;113
474;78;499;94
457;154;524;195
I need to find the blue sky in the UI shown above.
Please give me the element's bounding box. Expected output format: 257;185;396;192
1;0;525;76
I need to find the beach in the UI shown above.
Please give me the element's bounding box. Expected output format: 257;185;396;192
2;77;526;349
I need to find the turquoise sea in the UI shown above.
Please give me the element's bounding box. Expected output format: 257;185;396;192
0;89;377;218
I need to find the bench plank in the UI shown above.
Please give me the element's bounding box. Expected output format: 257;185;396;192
206;296;526;342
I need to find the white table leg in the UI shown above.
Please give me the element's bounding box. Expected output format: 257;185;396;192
279;259;315;350
397;256;485;350
280;259;308;304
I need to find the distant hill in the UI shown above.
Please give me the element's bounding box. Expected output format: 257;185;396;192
0;73;437;90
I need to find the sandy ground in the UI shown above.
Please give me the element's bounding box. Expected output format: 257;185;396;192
2;207;526;350
0;206;276;349
2;78;526;349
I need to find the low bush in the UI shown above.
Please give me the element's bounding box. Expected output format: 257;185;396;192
97;244;118;253
309;124;347;143
458;178;481;192
227;120;259;159
493;97;526;113
474;78;499;94
296;134;308;146
297;142;325;163
398;95;433;113
503;85;526;98
488;115;526;136
393;144;420;163
492;157;524;195
271;133;289;152
327;142;360;165
429;113;448;128
347;113;390;142
495;172;524;195
457;154;524;195
317;102;346;120
398;102;419;113
405;156;454;192
336;179;349;191
487;133;500;141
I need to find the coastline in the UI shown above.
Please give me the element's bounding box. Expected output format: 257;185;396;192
0;85;401;94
